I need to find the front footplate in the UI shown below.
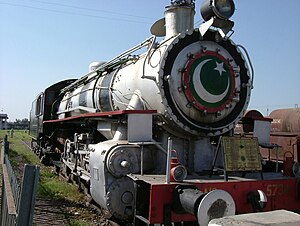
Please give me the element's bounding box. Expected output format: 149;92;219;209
128;174;300;225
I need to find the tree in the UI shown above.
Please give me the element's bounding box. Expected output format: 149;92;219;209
8;118;29;130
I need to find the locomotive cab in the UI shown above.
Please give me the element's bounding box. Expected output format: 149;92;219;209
29;79;76;159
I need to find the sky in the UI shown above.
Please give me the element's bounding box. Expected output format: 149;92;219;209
0;0;299;121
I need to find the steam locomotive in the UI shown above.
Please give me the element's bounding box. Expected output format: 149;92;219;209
29;1;300;225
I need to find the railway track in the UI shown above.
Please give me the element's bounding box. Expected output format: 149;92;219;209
20;139;31;150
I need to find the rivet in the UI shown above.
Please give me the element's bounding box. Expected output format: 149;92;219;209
187;53;195;59
201;46;207;53
178;68;187;73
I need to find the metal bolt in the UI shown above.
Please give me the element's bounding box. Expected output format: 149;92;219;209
164;75;170;81
178;68;187;73
232;97;240;102
120;160;130;168
186;102;192;108
225;104;232;109
234;89;240;94
242;83;250;88
187;53;195;59
233;66;241;73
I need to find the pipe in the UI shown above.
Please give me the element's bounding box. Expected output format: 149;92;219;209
165;1;195;39
112;126;127;141
126;90;144;110
178;188;205;215
166;137;172;184
173;186;236;226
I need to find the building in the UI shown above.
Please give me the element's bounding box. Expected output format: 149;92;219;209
0;113;8;130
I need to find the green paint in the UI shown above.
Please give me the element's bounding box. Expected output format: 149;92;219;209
188;55;232;108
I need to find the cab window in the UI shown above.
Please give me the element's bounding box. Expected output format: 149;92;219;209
35;94;44;116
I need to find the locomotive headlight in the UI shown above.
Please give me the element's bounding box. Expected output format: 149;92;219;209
201;0;235;21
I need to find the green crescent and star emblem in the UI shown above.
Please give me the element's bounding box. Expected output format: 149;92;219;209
184;53;234;112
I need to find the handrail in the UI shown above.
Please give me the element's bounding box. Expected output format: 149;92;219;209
237;44;254;89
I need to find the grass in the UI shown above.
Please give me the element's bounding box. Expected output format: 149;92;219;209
37;166;85;201
2;130;40;166
67;220;92;226
0;130;85;201
0;130;91;226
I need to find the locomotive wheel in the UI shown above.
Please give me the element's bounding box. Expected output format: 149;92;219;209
40;155;51;166
71;173;79;185
84;193;93;203
55;165;60;174
77;178;90;195
64;165;73;183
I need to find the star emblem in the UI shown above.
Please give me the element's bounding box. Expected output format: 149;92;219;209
214;62;226;76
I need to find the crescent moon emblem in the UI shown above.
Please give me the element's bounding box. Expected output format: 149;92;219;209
192;59;230;104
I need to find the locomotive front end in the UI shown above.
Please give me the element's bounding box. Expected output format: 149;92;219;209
158;30;251;137
157;0;252;137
